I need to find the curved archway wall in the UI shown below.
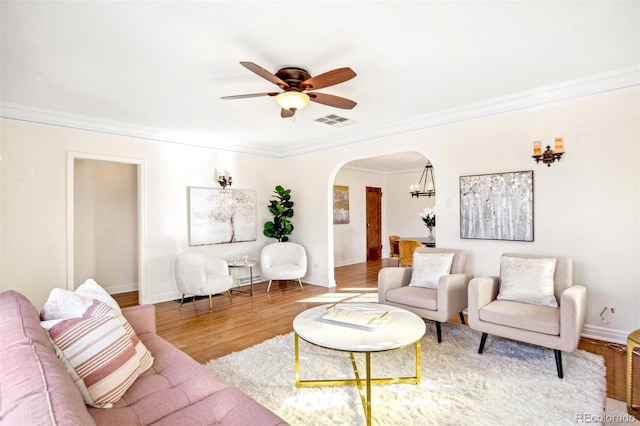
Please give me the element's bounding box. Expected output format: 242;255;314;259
332;152;434;268
281;88;639;341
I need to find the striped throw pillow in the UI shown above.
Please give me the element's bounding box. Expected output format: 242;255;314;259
47;300;152;408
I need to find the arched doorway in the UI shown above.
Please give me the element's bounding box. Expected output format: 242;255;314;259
331;151;433;269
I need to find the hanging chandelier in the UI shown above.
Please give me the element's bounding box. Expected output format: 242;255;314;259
410;162;435;198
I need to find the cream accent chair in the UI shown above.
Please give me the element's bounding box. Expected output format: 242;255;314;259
398;239;423;267
468;253;587;378
175;252;234;312
260;242;307;292
378;247;472;343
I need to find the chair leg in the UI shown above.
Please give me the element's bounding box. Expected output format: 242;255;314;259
435;321;442;343
478;333;488;354
297;278;304;291
267;280;273;292
179;294;185;308
554;349;564;379
226;290;233;301
459;312;466;325
208;295;213;312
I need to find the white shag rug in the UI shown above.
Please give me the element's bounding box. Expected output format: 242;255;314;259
205;322;606;425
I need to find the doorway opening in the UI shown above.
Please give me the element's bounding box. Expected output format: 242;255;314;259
67;152;145;304
331;151;431;273
366;186;382;260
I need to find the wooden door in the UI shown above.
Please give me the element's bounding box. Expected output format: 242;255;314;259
365;187;382;260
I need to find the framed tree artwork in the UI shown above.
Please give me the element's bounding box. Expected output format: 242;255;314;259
459;170;534;242
188;187;257;246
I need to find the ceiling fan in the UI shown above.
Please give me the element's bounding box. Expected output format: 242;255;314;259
221;61;357;118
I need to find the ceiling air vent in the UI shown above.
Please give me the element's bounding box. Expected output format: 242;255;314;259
313;114;353;127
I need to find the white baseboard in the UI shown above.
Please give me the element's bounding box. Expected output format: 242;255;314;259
581;324;630;345
300;274;335;288
144;290;182;305
334;258;367;268
106;283;139;295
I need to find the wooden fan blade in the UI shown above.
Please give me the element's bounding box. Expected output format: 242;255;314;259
240;62;289;89
301;67;356;91
281;108;295;118
308;92;357;109
220;92;279;100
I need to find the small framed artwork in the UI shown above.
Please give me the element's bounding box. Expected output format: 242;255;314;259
459;170;534;241
188;187;257;246
333;185;350;224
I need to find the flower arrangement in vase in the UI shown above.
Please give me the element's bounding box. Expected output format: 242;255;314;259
420;207;436;241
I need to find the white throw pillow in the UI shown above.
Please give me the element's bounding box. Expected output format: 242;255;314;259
41;279;122;320
408;252;455;289
497;256;558;307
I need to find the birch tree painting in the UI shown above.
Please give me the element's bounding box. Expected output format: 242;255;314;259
459;170;533;241
188;187;256;245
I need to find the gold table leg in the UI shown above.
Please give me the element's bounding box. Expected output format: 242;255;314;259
230;264;254;295
628;329;640;420
294;334;421;425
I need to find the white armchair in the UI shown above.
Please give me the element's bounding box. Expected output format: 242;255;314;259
468;253;587;378
175;252;234;312
378;247;472;343
260;242;307;292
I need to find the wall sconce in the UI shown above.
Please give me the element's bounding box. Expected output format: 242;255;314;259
532;138;564;167
215;169;232;188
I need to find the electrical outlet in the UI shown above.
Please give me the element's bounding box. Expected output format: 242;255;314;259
599;306;614;324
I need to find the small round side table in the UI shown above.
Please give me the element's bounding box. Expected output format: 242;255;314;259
227;260;256;296
628;329;640;420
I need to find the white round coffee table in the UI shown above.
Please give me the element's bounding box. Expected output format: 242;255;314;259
293;302;426;426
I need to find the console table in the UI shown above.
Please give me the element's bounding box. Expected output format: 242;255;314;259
397;237;435;247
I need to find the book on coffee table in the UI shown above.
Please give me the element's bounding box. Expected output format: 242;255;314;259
322;307;391;329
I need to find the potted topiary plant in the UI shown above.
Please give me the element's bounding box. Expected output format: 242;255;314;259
263;185;294;242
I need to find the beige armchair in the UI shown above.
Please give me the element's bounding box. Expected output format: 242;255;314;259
378;247;472;343
175;252;234;312
468;253;587;378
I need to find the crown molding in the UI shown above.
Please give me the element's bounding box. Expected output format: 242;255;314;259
0;104;284;158
341;164;423;175
279;65;640;157
1;65;638;159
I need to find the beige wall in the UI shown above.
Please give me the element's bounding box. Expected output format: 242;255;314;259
1;87;638;343
0;122;283;307
283;88;639;342
74;159;138;293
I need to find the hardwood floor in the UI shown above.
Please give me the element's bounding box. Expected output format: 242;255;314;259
114;259;628;402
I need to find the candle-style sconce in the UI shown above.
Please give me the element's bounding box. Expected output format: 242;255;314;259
532;138;564;167
215;169;233;188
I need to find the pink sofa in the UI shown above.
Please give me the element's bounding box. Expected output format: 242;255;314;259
0;290;288;425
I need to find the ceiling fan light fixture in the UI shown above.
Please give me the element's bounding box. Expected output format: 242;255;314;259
276;91;310;112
